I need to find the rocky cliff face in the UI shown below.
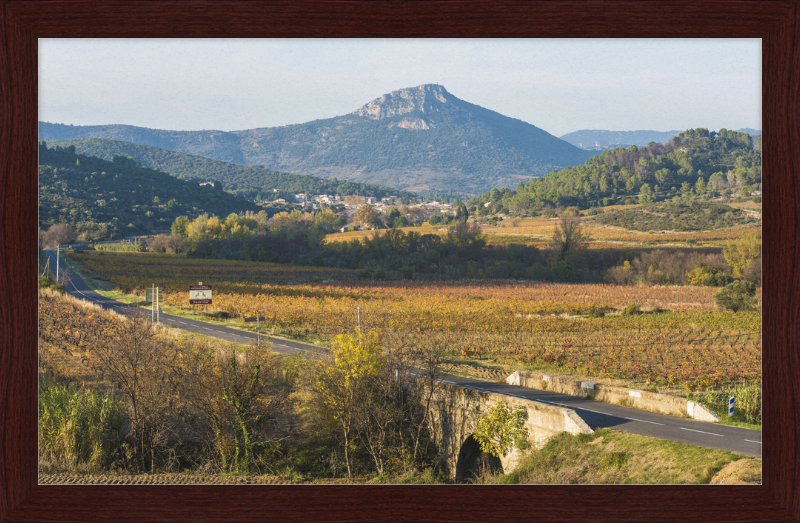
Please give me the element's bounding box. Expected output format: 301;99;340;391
351;84;449;120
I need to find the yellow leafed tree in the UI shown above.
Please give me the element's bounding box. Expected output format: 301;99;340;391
313;329;383;478
723;233;761;277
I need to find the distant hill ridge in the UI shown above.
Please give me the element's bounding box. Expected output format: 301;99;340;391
560;128;761;149
45;138;417;201
39;84;594;195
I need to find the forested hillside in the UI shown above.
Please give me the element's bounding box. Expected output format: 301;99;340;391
47;138;417;201
38;142;260;240
469;128;761;215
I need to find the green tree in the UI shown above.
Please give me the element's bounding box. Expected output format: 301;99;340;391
681;181;694;199
638;183;654;205
314;208;338;232
473;403;529;458
714;280;757;313
171;215;190;237
695;176;706;195
386;207;405;228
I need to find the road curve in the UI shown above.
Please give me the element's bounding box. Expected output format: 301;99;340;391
42;250;762;458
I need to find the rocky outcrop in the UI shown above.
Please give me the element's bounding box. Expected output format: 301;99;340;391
395;117;430;130
351;84;449;120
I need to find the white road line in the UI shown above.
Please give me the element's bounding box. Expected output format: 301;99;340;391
573;406;618;417
680;427;724;437
744;439;762;444
622;417;665;426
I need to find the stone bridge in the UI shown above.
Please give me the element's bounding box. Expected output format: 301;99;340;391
424;381;593;482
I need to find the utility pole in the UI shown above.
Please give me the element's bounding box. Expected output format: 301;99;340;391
357;306;361;331
257;313;260;349
151;283;155;323
56;246;60;283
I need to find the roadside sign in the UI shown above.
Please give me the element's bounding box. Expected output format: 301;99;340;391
145;288;163;303
728;396;735;417
189;284;212;304
244;317;259;322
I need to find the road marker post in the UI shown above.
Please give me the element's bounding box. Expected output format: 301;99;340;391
244;314;262;348
146;285;163;323
728;396;735;417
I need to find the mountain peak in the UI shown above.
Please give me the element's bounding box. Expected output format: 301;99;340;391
351;84;451;120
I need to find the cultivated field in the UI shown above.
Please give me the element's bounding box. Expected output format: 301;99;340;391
68;251;762;390
325;219;761;248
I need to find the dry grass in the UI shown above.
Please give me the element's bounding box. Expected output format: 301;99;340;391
489;429;756;485
709;458;761;484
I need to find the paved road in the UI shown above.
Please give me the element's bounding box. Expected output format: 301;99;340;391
43;250;762;458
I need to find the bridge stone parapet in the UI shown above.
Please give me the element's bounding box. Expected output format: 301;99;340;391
506;370;719;423
424;381;592;482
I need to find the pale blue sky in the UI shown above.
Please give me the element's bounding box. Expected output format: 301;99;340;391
39;39;761;137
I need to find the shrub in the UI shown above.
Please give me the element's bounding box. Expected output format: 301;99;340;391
38;275;64;292
623;303;641;316
714;280;757;313
553;260;579;283
94;242;145;252
587;304;605;318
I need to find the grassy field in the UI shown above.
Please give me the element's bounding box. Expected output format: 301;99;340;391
481;429;758;485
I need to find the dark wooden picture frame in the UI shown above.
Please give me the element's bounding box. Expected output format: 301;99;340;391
2;1;797;521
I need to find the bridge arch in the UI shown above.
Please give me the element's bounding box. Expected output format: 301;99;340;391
454;435;503;483
421;379;592;480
